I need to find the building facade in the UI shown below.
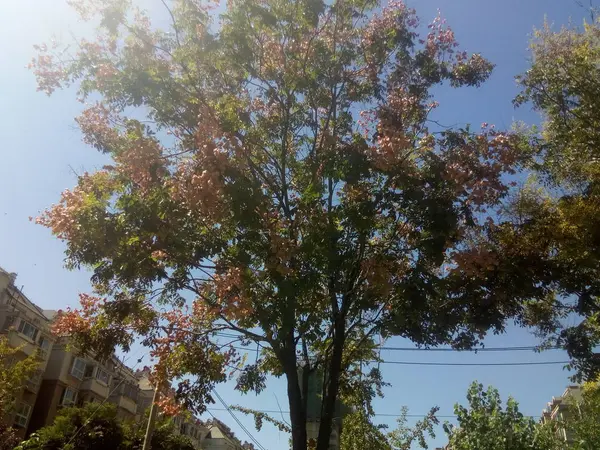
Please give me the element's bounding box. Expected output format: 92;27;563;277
0;268;54;439
541;385;583;445
1;266;274;449
202;418;255;450
28;332;141;434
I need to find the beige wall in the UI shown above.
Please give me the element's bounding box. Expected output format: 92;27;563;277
541;385;583;444
28;380;67;433
0;268;54;435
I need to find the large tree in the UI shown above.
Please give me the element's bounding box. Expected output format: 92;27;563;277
31;0;563;449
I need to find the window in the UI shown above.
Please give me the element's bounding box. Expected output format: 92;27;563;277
61;387;78;406
122;383;138;401
96;368;110;385
38;336;50;351
38;336;50;358
17;320;39;341
71;358;87;380
29;370;42;385
14;403;31;428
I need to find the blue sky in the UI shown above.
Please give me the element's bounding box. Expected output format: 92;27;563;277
0;0;592;448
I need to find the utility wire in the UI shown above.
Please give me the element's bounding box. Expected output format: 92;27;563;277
212;389;267;450
378;360;570;366
378;345;562;352
207;407;542;420
215;332;561;353
228;344;568;366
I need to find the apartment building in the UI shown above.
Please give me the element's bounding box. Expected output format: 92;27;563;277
541;385;583;445
0;268;54;439
203;418;254;450
28;330;140;434
0;266;259;449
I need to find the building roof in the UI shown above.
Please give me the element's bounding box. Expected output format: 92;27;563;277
1;266;49;322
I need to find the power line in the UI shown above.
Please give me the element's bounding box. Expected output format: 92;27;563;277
212;389;267;450
378;360;569;367
216;333;562;353
379;345;562;352
206;407;542;420
228;344;568;366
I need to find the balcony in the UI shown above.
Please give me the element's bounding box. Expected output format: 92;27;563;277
6;330;37;357
80;378;110;399
110;382;139;415
113;394;137;415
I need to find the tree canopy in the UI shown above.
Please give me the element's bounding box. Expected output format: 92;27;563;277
16;403;196;450
506;18;600;381
443;382;559;450
30;0;600;449
340;406;438;450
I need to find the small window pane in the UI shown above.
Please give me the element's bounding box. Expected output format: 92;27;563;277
18;320;39;341
38;337;50;351
96;368;110;385
14;403;31;428
62;387;77;406
71;358;86;380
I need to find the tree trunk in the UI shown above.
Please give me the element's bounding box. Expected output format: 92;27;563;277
283;347;308;450
315;319;345;450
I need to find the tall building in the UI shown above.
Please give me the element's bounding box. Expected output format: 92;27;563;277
0;268;54;439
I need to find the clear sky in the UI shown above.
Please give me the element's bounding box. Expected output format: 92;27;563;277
0;1;592;448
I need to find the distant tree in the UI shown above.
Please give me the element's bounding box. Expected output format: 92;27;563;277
130;419;196;450
0;336;40;450
443;382;560;450
340;406;438;450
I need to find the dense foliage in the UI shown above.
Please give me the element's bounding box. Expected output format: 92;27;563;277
0;336;40;450
443;382;559;450
30;0;600;448
339;406;438;450
16;403;196;450
506;19;600;381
